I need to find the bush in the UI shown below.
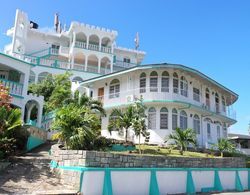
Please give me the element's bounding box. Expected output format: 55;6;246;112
11;127;30;151
92;136;112;151
0;137;16;157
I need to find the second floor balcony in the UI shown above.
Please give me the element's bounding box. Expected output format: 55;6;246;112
0;78;23;97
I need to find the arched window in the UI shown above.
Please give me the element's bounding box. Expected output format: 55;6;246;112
150;71;158;92
223;123;227;137
205;118;212;139
205;88;210;109
215;93;220;113
160;107;168;129
180;76;188;97
217;125;221;140
109;79;120;99
172;108;178;130
173;72;179;94
140;72;146;93
222;96;226;112
180;110;188;130
148;107;156;129
193;114;200;134
161;71;169;92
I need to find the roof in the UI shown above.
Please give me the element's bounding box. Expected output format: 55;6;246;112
228;133;250;140
79;63;239;103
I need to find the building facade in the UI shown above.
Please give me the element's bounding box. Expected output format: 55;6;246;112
79;64;238;147
0;9;238;147
0;9;145;128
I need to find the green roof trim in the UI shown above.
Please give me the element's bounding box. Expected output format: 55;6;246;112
80;63;238;100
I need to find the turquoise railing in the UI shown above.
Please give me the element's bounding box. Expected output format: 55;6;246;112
0;78;23;96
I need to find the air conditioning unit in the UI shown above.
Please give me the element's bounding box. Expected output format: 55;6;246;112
126;95;134;103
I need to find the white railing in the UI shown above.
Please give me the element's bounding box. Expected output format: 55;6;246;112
88;43;99;51
87;65;99;73
39;58;55;67
115;61;137;68
73;63;85;71
94;87;234;119
101;46;112;53
0;78;23;96
57;61;69;69
50;48;59;55
75;41;87;49
59;46;70;55
100;68;111;75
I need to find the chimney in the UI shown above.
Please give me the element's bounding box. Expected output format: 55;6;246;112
54;13;59;32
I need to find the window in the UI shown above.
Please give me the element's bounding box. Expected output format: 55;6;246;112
215;93;220;113
206;88;210;109
193;88;200;102
223;123;227;137
180;76;188;97
217;125;221;140
205;118;212;139
160;107;168;129
193;114;200;134
140;72;146;93
123;57;131;63
172;108;178;130
222;96;226;112
173;72;179;94
148;107;156;129
161;71;169;92
150;71;158;92
109;79;120;99
180;110;187;130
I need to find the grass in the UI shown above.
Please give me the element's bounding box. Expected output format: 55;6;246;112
112;144;217;158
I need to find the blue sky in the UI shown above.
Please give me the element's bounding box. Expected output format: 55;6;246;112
0;1;249;134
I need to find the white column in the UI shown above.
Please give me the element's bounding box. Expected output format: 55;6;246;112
98;57;101;73
169;71;173;94
85;56;88;71
21;105;25;123
86;36;89;49
36;104;43;128
99;38;102;51
34;74;38;84
22;71;29;96
25;104;35;123
110;56;113;73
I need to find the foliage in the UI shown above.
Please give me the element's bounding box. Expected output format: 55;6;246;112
0;107;22;137
65;90;106;117
52;104;101;150
166;128;197;155
28;72;72;113
0;83;12;109
211;138;236;157
0;137;16;157
131;98;149;154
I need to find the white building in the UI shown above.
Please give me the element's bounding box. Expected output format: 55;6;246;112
0;9;238;147
0;9;145;128
78;64;238;147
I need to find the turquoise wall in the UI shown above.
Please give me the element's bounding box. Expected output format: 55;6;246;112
26;135;45;151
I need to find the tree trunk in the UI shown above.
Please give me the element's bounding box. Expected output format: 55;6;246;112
221;151;223;157
138;134;141;154
125;128;128;142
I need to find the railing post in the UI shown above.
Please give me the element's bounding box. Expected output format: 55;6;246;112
235;170;243;192
186;170;195;195
102;169;113;195
214;170;223;192
37;57;40;65
149;170;160;195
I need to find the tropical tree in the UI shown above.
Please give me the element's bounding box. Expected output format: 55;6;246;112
108;105;135;142
52;104;101;150
0;83;12;109
28;72;72;113
131;98;149;154
167;128;197;155
212;138;236;157
65;90;106;116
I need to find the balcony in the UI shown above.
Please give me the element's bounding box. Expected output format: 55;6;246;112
114;60;137;69
74;41;112;54
93;87;234;120
0;78;23;96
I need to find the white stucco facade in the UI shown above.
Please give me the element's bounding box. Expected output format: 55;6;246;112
79;64;238;147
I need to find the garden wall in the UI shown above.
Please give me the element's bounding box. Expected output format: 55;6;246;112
51;144;246;168
26;125;47;151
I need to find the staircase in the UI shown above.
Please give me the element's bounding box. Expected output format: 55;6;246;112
0;142;78;194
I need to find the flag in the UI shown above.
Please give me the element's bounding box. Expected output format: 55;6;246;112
134;32;139;50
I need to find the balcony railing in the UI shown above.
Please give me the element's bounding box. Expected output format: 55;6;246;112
88;43;99;51
75;41;87;49
74;41;112;54
93;87;234;119
114;60;137;68
0;78;23;96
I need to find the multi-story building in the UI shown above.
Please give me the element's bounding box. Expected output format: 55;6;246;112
78;64;238;147
1;9;145;128
0;9;238;147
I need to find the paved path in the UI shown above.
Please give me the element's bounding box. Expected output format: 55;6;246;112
0;143;75;194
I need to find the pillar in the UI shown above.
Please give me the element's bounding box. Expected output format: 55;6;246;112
98;57;101;73
99;38;102;52
36;104;43;128
85;56;88;71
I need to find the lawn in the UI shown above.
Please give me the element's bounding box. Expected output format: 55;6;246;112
112;144;217;158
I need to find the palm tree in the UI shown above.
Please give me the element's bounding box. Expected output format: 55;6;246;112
52;104;99;149
108;105;135;142
0;107;22;137
167;128;197;155
212;138;236;157
65;90;106;117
